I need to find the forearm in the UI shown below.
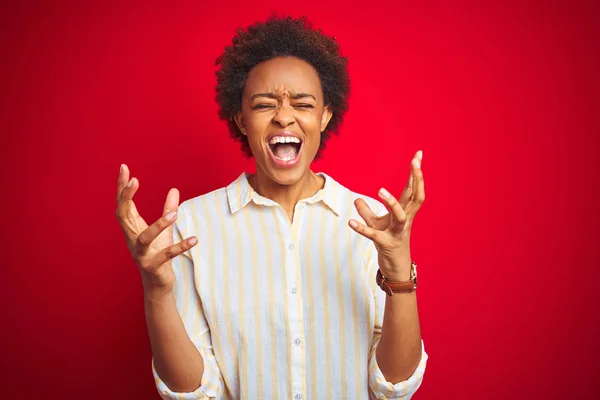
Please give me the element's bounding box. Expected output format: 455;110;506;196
145;290;204;392
376;290;422;383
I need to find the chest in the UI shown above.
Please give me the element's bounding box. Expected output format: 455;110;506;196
190;212;374;337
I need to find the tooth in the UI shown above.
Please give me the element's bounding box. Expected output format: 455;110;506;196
269;136;302;145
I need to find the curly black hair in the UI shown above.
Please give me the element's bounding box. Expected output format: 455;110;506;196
215;15;351;159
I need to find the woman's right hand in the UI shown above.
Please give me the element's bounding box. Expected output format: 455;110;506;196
115;164;198;297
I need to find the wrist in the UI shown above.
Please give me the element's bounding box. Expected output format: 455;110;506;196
143;288;174;305
378;257;412;281
141;272;174;301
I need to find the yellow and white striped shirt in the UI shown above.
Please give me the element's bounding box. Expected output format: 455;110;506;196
153;172;428;399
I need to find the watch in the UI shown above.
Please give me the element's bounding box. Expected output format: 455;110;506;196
376;261;418;296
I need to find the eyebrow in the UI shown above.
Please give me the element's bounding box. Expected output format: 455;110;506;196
250;92;316;101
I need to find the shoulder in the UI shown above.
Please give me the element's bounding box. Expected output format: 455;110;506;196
173;187;229;237
177;171;249;225
180;187;228;215
322;172;387;217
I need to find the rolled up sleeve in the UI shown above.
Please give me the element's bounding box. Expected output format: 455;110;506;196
368;338;428;399
153;346;224;399
152;206;225;399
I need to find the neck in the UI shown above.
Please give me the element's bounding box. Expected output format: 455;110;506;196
249;168;324;220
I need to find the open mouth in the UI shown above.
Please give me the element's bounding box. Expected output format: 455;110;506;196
267;135;303;165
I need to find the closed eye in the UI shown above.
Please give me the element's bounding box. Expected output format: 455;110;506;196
294;104;314;108
252;104;276;110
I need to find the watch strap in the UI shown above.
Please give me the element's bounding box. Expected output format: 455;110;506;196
376;261;417;296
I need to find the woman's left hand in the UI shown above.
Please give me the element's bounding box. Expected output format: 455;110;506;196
349;150;425;281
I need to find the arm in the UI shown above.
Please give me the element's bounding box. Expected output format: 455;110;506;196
364;242;428;399
149;205;225;398
149;247;225;399
349;151;428;398
115;164;223;399
376;287;422;383
145;288;204;392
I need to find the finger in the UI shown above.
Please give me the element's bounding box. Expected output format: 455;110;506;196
378;188;408;228
116;176;140;217
399;161;415;208
348;219;384;244
354;198;388;230
116;164;130;203
120;177;139;202
405;155;425;217
154;236;199;267
136;210;179;254
399;151;421;208
163;188;180;215
116;177;148;239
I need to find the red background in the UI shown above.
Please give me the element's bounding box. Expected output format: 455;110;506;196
1;0;599;399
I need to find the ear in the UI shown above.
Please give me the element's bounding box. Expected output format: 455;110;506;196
320;106;333;132
233;112;246;136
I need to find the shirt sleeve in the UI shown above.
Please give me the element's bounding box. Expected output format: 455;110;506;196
368;338;428;399
363;218;428;400
152;206;225;399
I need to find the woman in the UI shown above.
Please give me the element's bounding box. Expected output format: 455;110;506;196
116;15;427;399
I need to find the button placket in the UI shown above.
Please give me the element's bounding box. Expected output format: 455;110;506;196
284;204;305;400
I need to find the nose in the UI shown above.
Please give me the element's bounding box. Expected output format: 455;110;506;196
272;105;295;128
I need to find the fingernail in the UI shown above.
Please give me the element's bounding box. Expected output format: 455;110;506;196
189;237;198;245
418;150;423;161
414;158;421;169
165;211;176;220
379;188;392;199
120;164;124;173
126;179;133;187
349;220;358;228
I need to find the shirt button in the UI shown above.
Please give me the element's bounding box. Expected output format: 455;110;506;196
289;243;294;250
294;338;301;346
291;287;297;294
295;394;302;400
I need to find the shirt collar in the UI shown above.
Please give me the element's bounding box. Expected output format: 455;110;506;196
226;172;344;216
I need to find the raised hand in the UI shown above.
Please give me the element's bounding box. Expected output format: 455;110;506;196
115;164;198;295
348;150;425;281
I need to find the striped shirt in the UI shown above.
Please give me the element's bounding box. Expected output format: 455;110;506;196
153;172;428;399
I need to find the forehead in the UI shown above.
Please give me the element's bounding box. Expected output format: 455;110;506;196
243;57;323;98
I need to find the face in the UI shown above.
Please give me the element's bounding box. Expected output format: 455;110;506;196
235;56;333;186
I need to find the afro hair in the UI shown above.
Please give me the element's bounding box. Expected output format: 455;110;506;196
215;15;351;159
